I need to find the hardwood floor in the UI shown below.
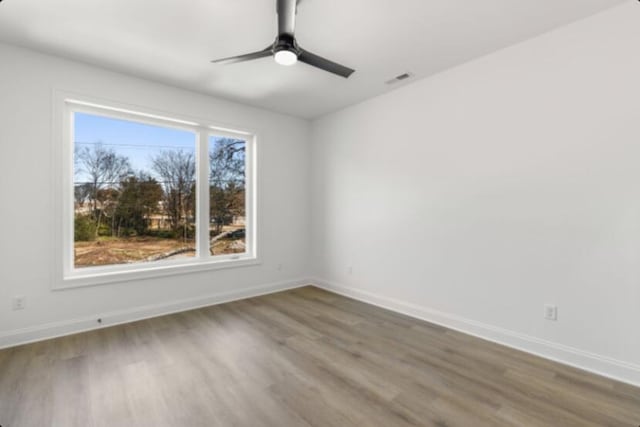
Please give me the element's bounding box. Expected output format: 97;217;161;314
1;286;639;427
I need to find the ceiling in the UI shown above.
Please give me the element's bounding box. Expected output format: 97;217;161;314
0;0;626;119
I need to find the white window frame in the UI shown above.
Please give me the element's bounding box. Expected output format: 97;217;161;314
53;92;259;290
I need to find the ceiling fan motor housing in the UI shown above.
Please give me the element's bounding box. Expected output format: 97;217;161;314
273;34;300;56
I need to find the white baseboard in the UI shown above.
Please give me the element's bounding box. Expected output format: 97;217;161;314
0;278;310;350
311;277;640;388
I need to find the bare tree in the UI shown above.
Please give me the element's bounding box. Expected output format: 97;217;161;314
151;150;196;236
210;138;246;234
75;143;131;235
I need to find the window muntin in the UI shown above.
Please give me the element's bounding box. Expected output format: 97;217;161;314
61;99;256;286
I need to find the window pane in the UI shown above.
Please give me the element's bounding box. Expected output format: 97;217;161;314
209;136;246;256
73;112;197;268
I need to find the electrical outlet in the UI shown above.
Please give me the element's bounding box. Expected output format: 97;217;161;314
544;304;557;321
277;263;283;271
12;296;26;311
347;266;353;275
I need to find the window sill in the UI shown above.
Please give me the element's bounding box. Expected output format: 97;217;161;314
54;255;261;290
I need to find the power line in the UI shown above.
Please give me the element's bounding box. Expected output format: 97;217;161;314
74;180;244;185
75;141;246;151
75;141;197;150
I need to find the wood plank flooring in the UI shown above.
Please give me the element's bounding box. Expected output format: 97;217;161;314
1;286;639;426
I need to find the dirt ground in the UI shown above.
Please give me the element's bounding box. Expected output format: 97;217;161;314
75;237;195;268
75;233;245;268
211;239;246;256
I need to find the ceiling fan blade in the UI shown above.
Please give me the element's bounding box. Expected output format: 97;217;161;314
277;0;297;36
211;47;272;65
298;49;355;78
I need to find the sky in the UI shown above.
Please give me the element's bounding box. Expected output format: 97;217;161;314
74;112;196;183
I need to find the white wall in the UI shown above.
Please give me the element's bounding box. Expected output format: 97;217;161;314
2;2;640;387
0;43;311;345
311;2;640;385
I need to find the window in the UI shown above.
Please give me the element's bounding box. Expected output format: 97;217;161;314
57;97;257;288
73;113;198;268
209;136;247;256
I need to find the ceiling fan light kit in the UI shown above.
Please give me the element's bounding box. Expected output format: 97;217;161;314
273;33;299;66
211;0;355;78
274;49;298;66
